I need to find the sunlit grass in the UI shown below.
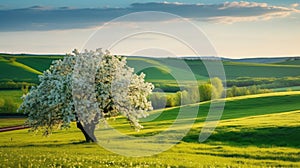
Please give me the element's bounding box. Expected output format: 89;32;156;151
1;109;299;167
0;90;23;105
0;118;26;127
1;92;300;167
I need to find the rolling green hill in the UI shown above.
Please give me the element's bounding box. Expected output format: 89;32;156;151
222;61;300;79
16;57;62;72
136;92;300;131
0;56;42;82
128;57;300;82
1;54;300;84
126;57;209;81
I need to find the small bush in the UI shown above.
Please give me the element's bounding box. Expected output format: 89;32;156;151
166;94;180;107
199;83;213;101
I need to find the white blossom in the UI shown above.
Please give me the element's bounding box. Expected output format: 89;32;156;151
18;49;154;135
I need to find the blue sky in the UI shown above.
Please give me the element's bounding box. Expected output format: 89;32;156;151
0;0;299;58
1;0;299;9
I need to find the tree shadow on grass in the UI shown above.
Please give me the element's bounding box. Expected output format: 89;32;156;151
183;126;300;148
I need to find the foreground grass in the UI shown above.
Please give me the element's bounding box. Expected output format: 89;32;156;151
0;111;299;167
0;92;300;167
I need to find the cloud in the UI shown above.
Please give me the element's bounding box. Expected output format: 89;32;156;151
208;1;299;24
0;1;299;31
291;3;299;8
219;1;268;9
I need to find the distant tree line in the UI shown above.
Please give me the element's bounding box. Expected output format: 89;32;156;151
152;83;180;92
0;81;35;91
227;76;300;88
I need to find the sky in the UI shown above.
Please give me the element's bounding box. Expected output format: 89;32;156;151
0;0;299;58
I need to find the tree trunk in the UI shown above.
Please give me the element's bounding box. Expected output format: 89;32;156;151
75;113;100;142
76;121;97;142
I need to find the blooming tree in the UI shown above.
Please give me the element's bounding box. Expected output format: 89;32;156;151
18;49;154;142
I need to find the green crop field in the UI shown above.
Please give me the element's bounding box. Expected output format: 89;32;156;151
222;61;300;79
16;57;62;72
0;92;299;167
0;57;41;83
1;54;300;84
272;86;300;92
129;58;300;81
276;59;300;65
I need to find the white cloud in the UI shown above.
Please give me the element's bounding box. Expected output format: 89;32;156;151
291;3;299;8
209;12;291;24
219;1;268;9
209;1;300;24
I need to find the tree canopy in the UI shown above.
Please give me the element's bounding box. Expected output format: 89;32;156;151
18;49;154;142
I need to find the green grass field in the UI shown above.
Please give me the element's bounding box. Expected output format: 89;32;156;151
0;90;23;105
0;92;299;167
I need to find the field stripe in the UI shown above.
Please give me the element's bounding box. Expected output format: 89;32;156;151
9;61;42;74
224;91;300;101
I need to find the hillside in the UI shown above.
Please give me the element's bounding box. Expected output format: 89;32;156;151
1;54;300;84
0;56;42;83
276;58;300;65
16;57;62;72
222;61;300;79
223;57;288;63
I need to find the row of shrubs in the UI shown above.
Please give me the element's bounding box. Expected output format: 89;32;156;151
150;84;272;109
0;81;34;91
150;77;280;109
150;78;224;109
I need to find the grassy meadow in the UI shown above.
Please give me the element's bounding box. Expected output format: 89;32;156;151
0;92;300;167
0;54;300;167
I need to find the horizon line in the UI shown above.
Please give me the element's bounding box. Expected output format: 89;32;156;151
0;52;299;60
